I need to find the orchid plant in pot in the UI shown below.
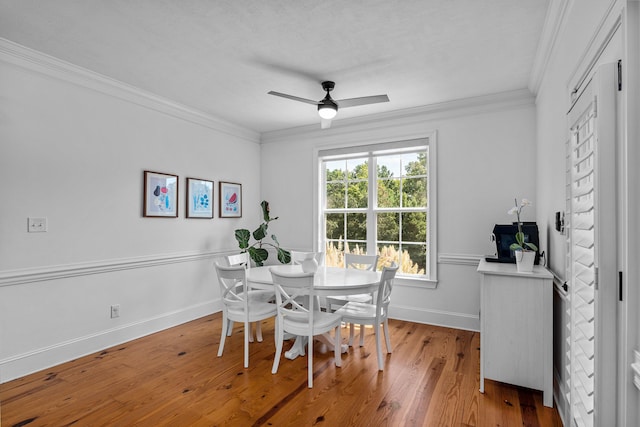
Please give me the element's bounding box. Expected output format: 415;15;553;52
508;198;538;272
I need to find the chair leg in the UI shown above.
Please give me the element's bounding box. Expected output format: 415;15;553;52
218;315;228;357
308;333;314;388
334;325;342;368
383;319;392;353
272;321;283;374
232;321;255;343
229;320;255;342
256;321;263;342
244;320;250;368
248;322;254;343
375;323;384;371
359;324;365;347
226;320;233;336
348;323;355;346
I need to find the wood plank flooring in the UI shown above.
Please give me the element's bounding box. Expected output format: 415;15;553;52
1;314;563;426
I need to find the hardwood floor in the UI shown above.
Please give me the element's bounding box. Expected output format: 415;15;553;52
1;314;562;426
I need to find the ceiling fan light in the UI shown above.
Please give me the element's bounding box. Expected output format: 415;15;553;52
318;102;337;120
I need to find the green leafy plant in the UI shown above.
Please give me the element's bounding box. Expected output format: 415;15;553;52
507;198;539;252
234;201;291;266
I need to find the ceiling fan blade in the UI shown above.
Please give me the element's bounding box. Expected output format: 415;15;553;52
268;91;319;106
320;118;332;129
336;94;389;108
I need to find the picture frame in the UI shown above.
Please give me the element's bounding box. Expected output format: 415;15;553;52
186;177;214;219
219;181;242;218
143;171;178;218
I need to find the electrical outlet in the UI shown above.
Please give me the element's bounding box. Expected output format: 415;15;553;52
27;217;47;232
110;304;120;318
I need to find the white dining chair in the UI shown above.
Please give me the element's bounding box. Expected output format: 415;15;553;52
215;263;277;368
326;253;379;345
334;263;398;371
290;251;324;266
224;252;274;342
270;268;342;388
226;252;251;270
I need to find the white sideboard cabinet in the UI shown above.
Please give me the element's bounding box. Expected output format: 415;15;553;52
477;258;553;407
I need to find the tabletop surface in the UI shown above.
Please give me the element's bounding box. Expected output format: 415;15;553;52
476;258;553;279
247;265;380;292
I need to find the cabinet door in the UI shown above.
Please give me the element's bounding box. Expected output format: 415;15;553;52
483;275;545;390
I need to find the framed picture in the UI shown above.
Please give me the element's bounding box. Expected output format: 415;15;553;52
219;181;242;218
143;171;178;218
186;177;214;219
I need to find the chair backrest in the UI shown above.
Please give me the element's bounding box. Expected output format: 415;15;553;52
270;269;316;322
344;253;379;271
290;251;324;266
226;252;251;269
375;263;399;318
215;263;248;310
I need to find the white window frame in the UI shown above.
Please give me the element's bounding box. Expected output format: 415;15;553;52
313;136;438;287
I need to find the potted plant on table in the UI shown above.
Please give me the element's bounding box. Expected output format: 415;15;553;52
234;201;291;266
507;198;538;273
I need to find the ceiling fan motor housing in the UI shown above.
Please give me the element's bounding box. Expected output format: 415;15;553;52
321;81;335;92
318;81;338;118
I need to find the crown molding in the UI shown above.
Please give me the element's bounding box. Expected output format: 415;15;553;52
0;38;260;144
528;0;572;95
566;0;622;95
260;88;534;144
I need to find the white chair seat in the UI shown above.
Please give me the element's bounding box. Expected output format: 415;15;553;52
227;300;277;319
282;311;342;336
335;301;383;320
327;293;372;304
246;289;275;302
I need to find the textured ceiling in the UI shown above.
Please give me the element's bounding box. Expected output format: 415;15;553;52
0;0;549;133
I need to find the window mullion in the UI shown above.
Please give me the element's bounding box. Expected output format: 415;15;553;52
367;155;376;255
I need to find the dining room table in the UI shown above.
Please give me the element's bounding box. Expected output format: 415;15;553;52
246;264;381;360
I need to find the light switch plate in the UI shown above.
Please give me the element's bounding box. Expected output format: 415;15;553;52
28;217;47;232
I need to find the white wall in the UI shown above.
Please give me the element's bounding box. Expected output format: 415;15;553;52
533;0;639;424
260;91;537;331
0;41;262;382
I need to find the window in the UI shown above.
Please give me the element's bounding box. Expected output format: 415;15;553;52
318;138;436;281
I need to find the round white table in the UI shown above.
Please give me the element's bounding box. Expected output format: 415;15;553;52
247;265;380;295
246;265;381;359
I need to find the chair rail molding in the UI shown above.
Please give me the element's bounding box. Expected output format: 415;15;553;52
0;249;236;287
0;38;259;144
437;253;483;266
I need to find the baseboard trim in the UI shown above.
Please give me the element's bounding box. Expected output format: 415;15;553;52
0;300;221;383
553;366;570;427
389;304;479;332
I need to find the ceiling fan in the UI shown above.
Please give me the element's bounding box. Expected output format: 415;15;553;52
268;81;389;129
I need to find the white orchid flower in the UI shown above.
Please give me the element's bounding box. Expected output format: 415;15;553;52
508;207;518;215
521;198;532;207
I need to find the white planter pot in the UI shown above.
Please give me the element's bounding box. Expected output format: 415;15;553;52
515;250;536;273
